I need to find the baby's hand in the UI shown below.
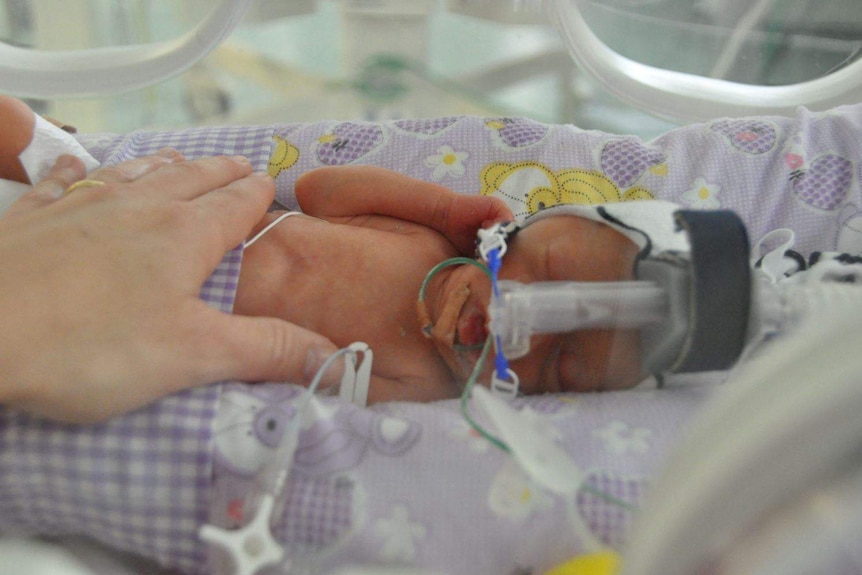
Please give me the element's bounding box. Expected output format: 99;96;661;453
433;192;513;255
295;166;513;255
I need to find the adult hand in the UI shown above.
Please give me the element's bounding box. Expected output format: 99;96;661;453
0;152;339;423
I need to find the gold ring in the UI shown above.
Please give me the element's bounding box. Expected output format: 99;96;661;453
64;179;106;196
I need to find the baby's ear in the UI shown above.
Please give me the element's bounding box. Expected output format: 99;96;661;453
0;96;37;183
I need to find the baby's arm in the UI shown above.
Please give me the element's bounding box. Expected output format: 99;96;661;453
295;165;512;254
0;96;34;183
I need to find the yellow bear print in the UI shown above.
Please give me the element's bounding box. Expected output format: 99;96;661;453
480;162;654;219
268;134;300;179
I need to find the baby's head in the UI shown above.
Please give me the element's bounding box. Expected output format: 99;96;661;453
420;207;644;395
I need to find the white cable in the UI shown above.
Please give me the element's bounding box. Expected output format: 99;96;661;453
200;346;357;575
545;0;862;121
0;0;254;98
258;347;354;498
244;212;300;247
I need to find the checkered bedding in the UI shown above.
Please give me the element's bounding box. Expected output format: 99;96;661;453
2;103;861;574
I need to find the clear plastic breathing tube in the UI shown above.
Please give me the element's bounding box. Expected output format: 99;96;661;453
490;279;667;359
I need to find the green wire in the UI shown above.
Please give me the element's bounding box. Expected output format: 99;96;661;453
418;256;493;347
418;256;638;512
582;485;639;512
459;334;512;454
418;257;492;303
418;256;509;452
457;338;638;511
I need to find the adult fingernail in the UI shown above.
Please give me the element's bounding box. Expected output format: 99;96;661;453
156;147;181;161
54;155;79;170
303;345;344;390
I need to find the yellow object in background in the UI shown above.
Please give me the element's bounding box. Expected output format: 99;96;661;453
544;551;621;575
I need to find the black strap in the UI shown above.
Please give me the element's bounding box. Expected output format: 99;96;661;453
597;205;653;261
673;210;751;372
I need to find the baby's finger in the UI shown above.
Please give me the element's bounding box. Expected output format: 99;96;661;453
443;194;514;255
86;148;183;185
2;155;86;218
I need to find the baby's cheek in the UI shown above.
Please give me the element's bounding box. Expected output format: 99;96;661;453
558;329;642;392
592;329;643;390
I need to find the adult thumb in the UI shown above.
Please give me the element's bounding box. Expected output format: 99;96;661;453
206;312;344;389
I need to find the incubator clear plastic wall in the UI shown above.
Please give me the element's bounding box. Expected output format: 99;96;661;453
2;0;859;133
2;2;862;575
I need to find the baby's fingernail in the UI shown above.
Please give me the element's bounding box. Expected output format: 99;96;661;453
303;345;344;390
229;155;251;165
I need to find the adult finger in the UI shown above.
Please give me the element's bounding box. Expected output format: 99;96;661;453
2;155;85;218
3;149;187;218
85;147;183;185
186;172;276;268
126;154;255;201
192;308;344;390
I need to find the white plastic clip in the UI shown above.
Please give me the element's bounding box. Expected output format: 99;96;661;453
199;494;286;575
338;342;373;407
490;368;520;400
198;343;376;575
477;223;513;262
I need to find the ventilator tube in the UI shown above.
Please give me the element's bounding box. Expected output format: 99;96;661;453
489;280;667;360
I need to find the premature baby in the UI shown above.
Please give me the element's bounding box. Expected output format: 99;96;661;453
236;165;643;402
0;96;644;404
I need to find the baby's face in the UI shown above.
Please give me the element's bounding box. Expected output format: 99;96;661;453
424;214;644;395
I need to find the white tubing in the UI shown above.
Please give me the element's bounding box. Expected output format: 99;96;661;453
545;0;862;121
0;0;253;98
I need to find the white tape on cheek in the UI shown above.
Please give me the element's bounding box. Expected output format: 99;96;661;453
18;115;101;184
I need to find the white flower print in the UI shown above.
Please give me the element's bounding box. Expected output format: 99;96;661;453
424;145;468;180
592;420;652;455
682;177;721;209
487;460;551;522
449;421;492;453
375;504;427;563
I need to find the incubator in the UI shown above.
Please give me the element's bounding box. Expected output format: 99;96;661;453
2;1;862;575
